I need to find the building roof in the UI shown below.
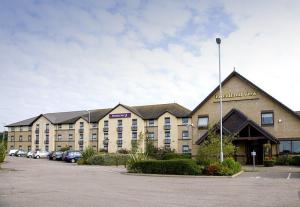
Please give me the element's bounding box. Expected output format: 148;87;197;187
191;71;300;120
296;111;300;116
6;103;190;127
5;116;38;127
131;103;191;119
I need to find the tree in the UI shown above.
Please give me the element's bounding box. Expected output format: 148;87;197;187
131;132;145;153
196;129;237;165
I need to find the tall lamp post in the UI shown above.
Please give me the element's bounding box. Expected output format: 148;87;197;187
216;37;224;163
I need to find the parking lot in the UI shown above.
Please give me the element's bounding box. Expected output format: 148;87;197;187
1;156;300;207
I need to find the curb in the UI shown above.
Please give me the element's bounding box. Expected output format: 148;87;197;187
122;170;244;178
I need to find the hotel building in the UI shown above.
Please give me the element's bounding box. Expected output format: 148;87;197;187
6;103;192;154
6;71;300;163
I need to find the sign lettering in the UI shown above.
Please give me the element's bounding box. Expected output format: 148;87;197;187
109;113;131;118
215;91;257;100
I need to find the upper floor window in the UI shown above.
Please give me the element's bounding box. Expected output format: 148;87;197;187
11;127;15;132
117;120;122;127
28;135;31;142
165;131;170;139
261;111;274;126
28;127;32;131
80;122;84;129
92;133;97;140
69;124;73;129
104;132;109;139
58;124;62;129
104;120;109;127
11;136;15;141
79;134;83;140
20;126;23;131
57;135;62;141
148;120;155;126
117;132;122;139
68;134;73;140
36;124;39;129
198;116;209;128
45;134;49;140
19;135;22;141
182;131;189;139
46;124;49;130
182;118;189;125
92;123;98;128
164;117;170;125
132;119;137;126
132;131;137;140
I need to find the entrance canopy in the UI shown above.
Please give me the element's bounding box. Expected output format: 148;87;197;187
195;109;279;144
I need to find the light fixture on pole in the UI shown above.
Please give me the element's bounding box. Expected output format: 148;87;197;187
216;37;224;163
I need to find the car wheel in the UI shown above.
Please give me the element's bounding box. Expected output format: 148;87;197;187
18;155;21;157
53;156;56;161
36;155;40;159
71;158;75;163
29;155;32;158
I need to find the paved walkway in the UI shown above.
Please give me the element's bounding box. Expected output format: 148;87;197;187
0;157;300;207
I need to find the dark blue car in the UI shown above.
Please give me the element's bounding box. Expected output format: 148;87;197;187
64;151;82;163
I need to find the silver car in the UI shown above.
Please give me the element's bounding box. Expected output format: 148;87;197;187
27;151;34;158
33;150;50;159
9;149;18;156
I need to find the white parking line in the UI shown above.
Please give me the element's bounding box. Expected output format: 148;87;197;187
287;173;291;180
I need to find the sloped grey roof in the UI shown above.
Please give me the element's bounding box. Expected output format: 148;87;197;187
43;111;87;124
5;116;38;127
6;103;191;127
131;103;191;119
296;111;300;116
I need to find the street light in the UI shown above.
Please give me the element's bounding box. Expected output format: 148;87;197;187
216;37;224;163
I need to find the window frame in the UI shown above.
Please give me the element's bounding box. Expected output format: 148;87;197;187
197;115;209;129
261;111;274;126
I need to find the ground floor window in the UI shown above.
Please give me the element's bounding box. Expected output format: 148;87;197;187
45;145;49;152
182;145;190;154
279;140;300;154
28;146;31;151
79;145;83;151
10;145;14;149
19;145;22;150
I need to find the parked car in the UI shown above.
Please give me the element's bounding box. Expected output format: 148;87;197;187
52;151;63;161
9;149;18;156
33;150;50;159
16;150;27;157
64;151;82;163
27;151;34;158
48;151;55;160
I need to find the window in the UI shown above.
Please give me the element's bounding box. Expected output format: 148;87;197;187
57;135;62;141
19;145;22;150
92;133;97;140
104;132;109;140
68;134;73;140
69;124;73;129
182;118;189;124
80;134;83;140
36;124;39;129
117;132;122;140
80;122;84;129
28;135;31;142
46;124;49;130
182;131;189;139
280;140;300;154
11;136;14;141
165;117;170;125
28;127;32;131
117;120;122;127
28;146;31;152
198;116;209;128
36;134;39;140
92;123;97;128
261;111;274;126
19;135;23;141
58;124;62;129
292;141;300;153
165;131;170;139
45;145;49;152
132;132;137;140
182;145;190;154
148;120;155;126
45;134;49;141
104;120;109;127
11;127;15;132
79;146;83;151
147;132;155;140
20;126;23;132
132;119;137;126
57;145;61;150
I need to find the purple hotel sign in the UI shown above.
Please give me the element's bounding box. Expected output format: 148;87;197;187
109;113;131;118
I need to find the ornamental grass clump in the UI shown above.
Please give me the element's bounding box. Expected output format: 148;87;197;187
0;143;6;164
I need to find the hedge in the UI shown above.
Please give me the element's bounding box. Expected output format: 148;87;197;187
86;154;130;166
129;159;202;175
275;155;300;166
162;153;191;160
203;158;241;176
0;143;6;163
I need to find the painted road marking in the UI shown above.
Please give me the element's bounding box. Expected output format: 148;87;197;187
287;173;291;179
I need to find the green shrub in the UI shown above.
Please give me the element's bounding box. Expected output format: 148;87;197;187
80;146;96;164
162;152;191;160
264;159;275;167
0;143;6;163
275;155;291;165
130;159;202;175
99;148;108;153
203;158;241;176
290;156;300;166
127;153;148;171
87;154;130;166
117;149;130;154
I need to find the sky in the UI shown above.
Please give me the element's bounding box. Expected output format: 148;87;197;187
0;0;300;129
